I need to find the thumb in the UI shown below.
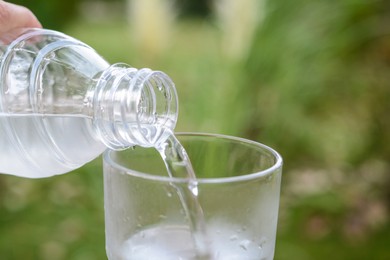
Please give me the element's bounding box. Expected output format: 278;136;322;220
0;1;42;33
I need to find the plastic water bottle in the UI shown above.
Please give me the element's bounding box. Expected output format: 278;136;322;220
0;28;178;178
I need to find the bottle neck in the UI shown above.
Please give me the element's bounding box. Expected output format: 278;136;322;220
91;63;178;149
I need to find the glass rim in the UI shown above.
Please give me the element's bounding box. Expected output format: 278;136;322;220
103;132;283;184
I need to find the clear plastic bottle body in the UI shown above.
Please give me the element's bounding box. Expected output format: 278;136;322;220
0;28;178;178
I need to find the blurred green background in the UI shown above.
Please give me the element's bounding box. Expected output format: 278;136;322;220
1;0;390;259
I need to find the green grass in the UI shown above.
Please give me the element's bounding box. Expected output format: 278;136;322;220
0;161;105;259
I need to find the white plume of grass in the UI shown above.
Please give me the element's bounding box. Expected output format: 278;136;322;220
126;0;176;59
214;0;265;61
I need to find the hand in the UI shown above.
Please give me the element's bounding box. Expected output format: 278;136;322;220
0;1;42;33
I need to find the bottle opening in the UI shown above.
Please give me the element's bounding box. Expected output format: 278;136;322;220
93;64;178;149
136;70;178;146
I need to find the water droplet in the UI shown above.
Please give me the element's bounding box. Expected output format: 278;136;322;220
123;216;131;223
239;240;252;251
265;175;273;183
259;236;268;247
229;235;238;241
188;180;199;196
46;52;56;59
154;80;164;91
83;97;91;107
153;112;159;123
164;90;171;100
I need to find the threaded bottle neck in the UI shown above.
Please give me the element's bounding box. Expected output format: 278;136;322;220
92;63;178;149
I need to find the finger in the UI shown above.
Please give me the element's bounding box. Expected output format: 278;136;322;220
0;1;42;33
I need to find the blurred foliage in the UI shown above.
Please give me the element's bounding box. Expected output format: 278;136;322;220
243;0;390;259
1;0;390;259
174;0;212;18
0;162;105;259
10;0;78;30
245;0;390;170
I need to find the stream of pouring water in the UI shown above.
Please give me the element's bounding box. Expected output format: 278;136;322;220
156;132;211;259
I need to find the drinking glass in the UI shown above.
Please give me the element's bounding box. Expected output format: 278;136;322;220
103;132;283;260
